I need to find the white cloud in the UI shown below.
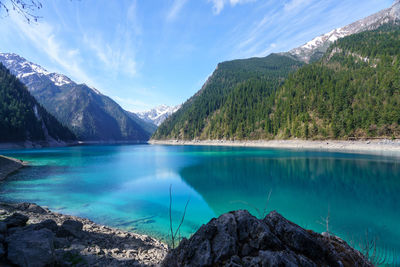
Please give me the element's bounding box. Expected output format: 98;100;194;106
83;34;137;78
167;0;188;21
81;1;140;78
208;0;256;14
10;13;98;88
284;0;313;12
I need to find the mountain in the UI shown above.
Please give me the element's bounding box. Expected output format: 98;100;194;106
0;63;76;144
286;0;400;63
270;24;400;139
153;1;400;141
137;105;181;126
152;54;303;140
0;53;154;142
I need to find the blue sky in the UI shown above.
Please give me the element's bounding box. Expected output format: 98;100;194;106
0;0;393;111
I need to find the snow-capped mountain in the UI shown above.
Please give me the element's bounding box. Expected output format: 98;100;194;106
0;53;87;92
287;0;400;62
137;104;181;126
0;52;154;141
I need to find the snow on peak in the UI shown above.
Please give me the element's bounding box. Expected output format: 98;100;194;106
137;104;181;126
288;2;400;62
48;73;72;86
89;86;102;95
0;52;72;87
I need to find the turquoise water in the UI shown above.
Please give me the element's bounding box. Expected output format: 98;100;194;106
1;144;399;261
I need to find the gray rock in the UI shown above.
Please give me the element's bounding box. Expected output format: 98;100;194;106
7;228;56;267
0;243;4;258
162;210;373;267
26;203;47;214
211;213;238;263
0;222;6;234
9;203;47;214
258;250;316;267
34;219;59;232
57;219;84;238
264;211;326;260
2;213;29;228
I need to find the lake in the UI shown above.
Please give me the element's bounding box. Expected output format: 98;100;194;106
1;144;399;261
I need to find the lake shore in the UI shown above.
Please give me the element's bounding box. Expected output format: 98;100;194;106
149;139;400;155
0;140;79;150
0;202;168;266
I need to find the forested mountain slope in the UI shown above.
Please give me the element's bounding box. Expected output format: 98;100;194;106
270;25;400;139
0;63;76;143
153;25;400;141
152;54;303;140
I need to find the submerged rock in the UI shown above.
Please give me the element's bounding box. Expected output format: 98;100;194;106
162;210;372;267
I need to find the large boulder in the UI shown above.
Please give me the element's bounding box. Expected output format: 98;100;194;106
162;210;373;267
2;213;29;228
6;228;56;267
0;243;5;258
30;219;59;232
57;219;84;238
0;222;6;234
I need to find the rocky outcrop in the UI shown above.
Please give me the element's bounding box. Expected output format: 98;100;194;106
0;156;25;181
0;203;373;267
162;210;372;267
0;202;167;266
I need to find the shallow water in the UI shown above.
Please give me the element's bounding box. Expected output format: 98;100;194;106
1;144;399;261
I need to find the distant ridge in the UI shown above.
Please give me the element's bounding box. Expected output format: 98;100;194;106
0;53;154;142
137;105;181;126
285;0;400;62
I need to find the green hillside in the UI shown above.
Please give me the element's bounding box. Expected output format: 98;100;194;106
153;25;400;141
0;63;76;142
152;54;304;140
270;25;400;139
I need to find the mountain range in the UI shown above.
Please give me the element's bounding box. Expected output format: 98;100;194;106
153;0;400;141
0;63;76;145
285;0;400;62
137;105;181;126
0;53;155;142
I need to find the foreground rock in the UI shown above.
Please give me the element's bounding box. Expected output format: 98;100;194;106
162;210;372;267
0;202;167;266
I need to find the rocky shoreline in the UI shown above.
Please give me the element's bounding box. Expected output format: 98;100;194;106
149;139;400;155
0;202;168;266
0;202;374;267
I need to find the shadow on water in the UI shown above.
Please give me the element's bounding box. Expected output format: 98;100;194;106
178;152;400;264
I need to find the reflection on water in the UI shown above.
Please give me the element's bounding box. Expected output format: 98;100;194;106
180;153;400;252
0;145;399;262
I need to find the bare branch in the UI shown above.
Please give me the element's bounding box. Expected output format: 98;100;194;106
0;0;42;23
169;184;190;249
174;197;190;238
169;184;174;249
